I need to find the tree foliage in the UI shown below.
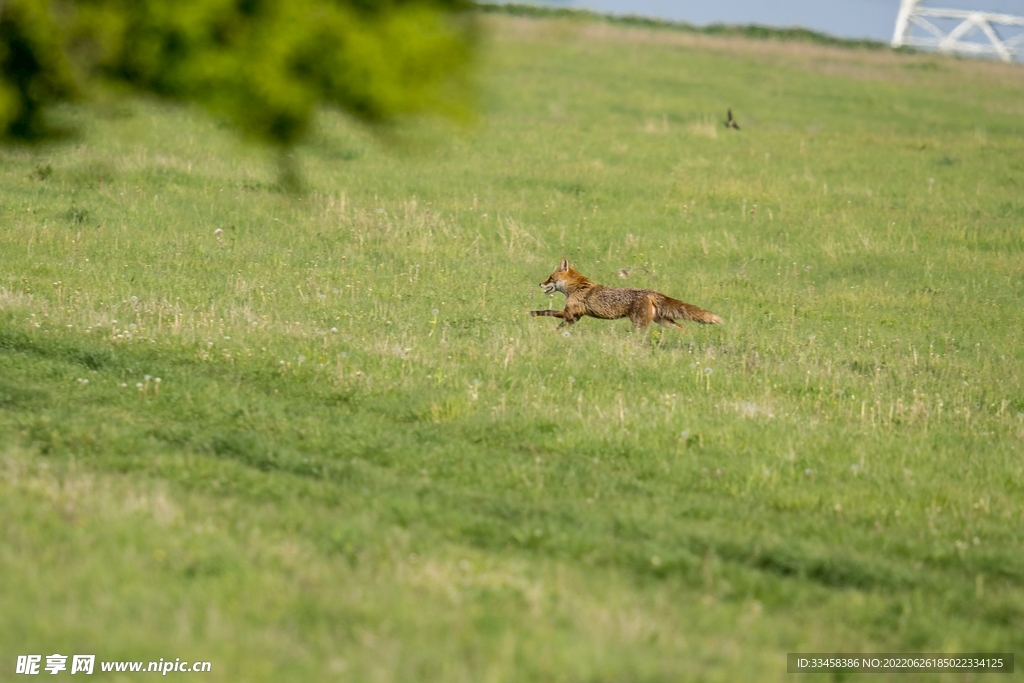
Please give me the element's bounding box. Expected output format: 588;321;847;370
0;0;477;145
0;0;77;138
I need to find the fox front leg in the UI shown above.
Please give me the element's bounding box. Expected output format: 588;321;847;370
530;308;577;326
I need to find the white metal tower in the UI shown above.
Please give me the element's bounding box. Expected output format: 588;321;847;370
892;0;1024;62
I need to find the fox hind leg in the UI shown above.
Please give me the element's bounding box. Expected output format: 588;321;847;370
629;295;658;330
656;318;687;332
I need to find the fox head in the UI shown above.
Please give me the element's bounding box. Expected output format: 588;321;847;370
540;258;582;295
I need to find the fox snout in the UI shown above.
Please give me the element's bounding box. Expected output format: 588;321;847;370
540;281;556;295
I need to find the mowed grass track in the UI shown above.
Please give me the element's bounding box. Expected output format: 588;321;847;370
2;13;1024;681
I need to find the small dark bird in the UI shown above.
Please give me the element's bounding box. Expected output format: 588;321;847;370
725;109;740;130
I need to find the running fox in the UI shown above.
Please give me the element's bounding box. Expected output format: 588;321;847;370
530;258;722;331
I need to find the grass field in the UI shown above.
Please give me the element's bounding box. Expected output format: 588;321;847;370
2;11;1024;682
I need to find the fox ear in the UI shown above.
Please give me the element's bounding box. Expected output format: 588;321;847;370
558;258;568;272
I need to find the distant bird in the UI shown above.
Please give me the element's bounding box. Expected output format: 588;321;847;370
618;266;648;279
725;109;740;130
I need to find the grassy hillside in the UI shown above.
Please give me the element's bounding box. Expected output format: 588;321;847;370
2;13;1023;682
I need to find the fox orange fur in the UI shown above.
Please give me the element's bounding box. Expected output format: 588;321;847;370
531;258;722;331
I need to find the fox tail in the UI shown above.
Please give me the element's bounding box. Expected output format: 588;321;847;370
659;296;723;325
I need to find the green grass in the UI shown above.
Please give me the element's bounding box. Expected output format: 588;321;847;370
2;12;1024;682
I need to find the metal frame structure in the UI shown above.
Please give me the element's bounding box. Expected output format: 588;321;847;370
892;0;1024;62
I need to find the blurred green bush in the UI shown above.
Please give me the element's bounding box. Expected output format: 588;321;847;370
0;0;476;145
